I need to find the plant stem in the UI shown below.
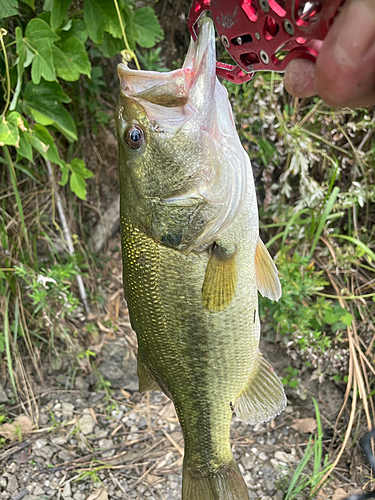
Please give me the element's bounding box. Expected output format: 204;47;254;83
0;29;11;118
45;159;91;316
3;146;29;245
113;0;141;70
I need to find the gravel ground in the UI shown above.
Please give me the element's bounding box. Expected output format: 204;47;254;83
0;243;371;500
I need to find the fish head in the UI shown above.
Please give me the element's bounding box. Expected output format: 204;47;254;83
116;17;249;251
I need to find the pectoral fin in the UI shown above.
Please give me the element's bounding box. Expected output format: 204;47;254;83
235;353;286;424
255;237;281;301
202;244;237;312
138;361;160;393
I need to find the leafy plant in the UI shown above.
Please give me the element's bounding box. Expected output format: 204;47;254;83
281;365;299;388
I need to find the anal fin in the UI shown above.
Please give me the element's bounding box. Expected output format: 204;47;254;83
138;361;160;393
235;353;286;424
202;244;237;312
255;237;281;301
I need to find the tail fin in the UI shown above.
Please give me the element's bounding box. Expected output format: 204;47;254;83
182;458;249;500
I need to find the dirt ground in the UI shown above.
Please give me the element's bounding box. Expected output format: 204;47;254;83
0;239;373;500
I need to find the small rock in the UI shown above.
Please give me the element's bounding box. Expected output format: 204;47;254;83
8;462;17;473
32;438;48;450
7;475;19;494
265;478;276;494
32;486;45;496
34;444;56;459
62;402;75;419
0;477;6;489
73;493;86;500
270;458;279;468
258;452;268;461
51;436;66;445
274;451;296;464
93;429;108;439
111;409;123;420
75;376;90;398
241;455;255;470
62;482;72;498
57;450;75;462
78;414;95;435
98;438;115;458
12;492;28;500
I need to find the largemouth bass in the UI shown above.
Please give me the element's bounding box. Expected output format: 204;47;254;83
116;17;286;500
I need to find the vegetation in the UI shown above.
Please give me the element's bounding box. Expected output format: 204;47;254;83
1;0;375;497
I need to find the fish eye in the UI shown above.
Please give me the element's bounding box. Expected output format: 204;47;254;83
126;125;144;149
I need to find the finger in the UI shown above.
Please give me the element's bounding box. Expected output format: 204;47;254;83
283;41;322;98
315;0;375;107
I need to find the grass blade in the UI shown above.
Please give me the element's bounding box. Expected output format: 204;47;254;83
4;293;18;400
334;234;375;262
284;437;314;500
3;145;29;245
310;186;340;257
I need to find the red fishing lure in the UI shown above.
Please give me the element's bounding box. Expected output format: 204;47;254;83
188;0;344;83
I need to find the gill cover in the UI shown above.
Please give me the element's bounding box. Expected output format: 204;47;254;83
117;18;249;251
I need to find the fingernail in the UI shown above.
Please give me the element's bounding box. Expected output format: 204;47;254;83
333;0;375;67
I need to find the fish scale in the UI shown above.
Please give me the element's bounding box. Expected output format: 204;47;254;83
117;17;286;500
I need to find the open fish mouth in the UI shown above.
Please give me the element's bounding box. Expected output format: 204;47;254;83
117;17;216;108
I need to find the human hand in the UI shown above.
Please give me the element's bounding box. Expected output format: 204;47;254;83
283;0;375;107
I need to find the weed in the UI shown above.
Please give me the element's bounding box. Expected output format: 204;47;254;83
281;399;332;499
281;366;299;389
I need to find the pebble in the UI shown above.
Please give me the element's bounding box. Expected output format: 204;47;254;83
62;482;72;498
241;454;255;470
73;493;86;500
32;486;45;496
274;451;296;464
7;475;19;494
98;438;115;458
258;452;269;461
62;402;75;419
0;477;6;489
78;413;95;435
51;435;66;445
32;438;48;450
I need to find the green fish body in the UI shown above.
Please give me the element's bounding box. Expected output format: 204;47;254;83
116;18;286;500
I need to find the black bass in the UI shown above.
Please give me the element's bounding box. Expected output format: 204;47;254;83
116;17;286;500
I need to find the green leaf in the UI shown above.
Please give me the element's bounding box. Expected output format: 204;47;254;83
84;0;122;44
20;0;35;7
48;0;73;30
26;124;60;164
70;158;93;179
26;125;59;163
133;7;164;48
68;158;93;199
289;379;298;388
0;0;18;20
24;80;77;141
341;312;353;326
324;310;339;325
59;20;87;44
98;32;124;58
53;37;91;81
0;112;23;147
17;130;33;162
70;172;86;200
59;160;69;186
25;17;60;43
24;18;60;84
